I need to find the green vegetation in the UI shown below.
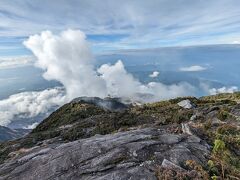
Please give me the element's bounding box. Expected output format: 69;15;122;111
32;102;106;132
155;160;209;179
207;139;240;179
0;92;239;178
132;101;193;125
200;92;240;102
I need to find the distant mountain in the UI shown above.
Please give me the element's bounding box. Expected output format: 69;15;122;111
0;126;30;142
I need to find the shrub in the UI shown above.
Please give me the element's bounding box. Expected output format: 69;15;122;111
213;139;225;154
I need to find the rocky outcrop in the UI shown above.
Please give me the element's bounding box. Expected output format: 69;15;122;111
177;99;196;109
0;127;210;180
0;93;240;179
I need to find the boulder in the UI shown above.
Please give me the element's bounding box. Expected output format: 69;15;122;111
177;99;195;109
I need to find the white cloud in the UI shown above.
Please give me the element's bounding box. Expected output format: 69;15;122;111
24;122;39;129
145;82;196;101
1;30;201;127
0;87;66;126
149;71;159;78
1;0;240;49
233;40;240;44
209;86;238;95
24;29;196;103
24;29;107;100
200;82;238;95
98;60;196;102
0;56;34;69
98;60;142;98
179;65;207;72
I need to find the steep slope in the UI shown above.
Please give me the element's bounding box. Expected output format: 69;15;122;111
0;93;240;179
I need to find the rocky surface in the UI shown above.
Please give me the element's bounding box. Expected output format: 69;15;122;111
0;92;239;179
0;127;210;180
177;99;196;109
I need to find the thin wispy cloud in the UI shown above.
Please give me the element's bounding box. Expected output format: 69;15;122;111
1;0;240;52
0;56;34;69
180;65;207;72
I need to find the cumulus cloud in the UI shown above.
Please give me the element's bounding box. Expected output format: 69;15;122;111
24;29;196;103
98;60;142;98
149;71;159;78
0;87;66;126
98;60;196;102
209;86;238;95
179;65;207;72
0;56;34;69
0;29;201;127
24;30;107;100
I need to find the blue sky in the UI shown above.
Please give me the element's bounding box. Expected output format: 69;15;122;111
1;0;240;56
1;0;240;128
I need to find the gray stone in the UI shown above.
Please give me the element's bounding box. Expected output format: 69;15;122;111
0;128;210;180
190;114;197;121
177;99;195;109
161;159;186;172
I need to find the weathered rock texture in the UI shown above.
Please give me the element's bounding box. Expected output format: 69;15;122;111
0;128;210;180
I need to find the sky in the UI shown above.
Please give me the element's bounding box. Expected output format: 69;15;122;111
0;0;240;128
1;0;240;56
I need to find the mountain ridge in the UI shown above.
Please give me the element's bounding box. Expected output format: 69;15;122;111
0;92;239;179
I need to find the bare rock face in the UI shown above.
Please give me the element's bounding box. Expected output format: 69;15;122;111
177;99;196;109
0;128;210;180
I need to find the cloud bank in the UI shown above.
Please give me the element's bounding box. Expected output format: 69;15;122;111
209;86;238;95
0;56;34;69
0;29;199;127
1;29;238;127
200;82;238;95
180;65;207;72
24;29;196;102
0;87;65;126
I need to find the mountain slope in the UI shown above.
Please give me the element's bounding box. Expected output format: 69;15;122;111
0;93;240;179
0;126;30;142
